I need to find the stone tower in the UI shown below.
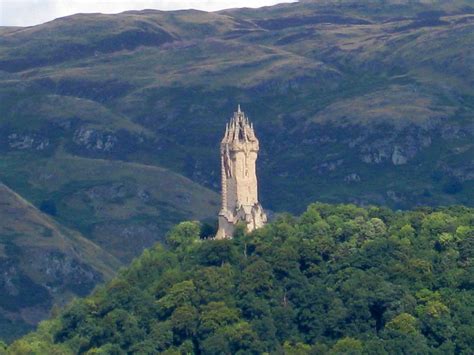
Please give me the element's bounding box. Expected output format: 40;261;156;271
215;105;267;239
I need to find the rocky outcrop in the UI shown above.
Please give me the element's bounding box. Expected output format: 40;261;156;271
28;250;103;297
73;127;117;152
344;173;361;183
313;159;344;174
356;128;432;166
392;146;408;165
7;133;49;151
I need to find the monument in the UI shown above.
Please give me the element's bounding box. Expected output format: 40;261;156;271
215;105;267;239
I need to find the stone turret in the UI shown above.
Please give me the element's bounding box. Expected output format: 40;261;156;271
215;105;267;239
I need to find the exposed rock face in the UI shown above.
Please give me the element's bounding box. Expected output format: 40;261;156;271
7;133;49;151
392;146;408;165
344;173;361;183
73;127;117;152
314;159;344;174
215;106;267;239
28;250;102;296
356;128;433;166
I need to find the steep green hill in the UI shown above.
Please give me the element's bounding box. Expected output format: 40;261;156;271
5;203;473;353
0;153;219;262
0;183;120;343
0;154;218;342
0;0;472;217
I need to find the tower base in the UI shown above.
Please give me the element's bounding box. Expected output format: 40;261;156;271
215;203;267;239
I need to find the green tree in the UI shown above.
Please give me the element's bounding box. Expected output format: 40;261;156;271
157;280;199;316
283;341;312;354
398;224;415;239
331;337;363;354
198;302;240;337
195;239;238;266
170;305;198;338
149;321;174;352
167;221;201;251
385;313;418;335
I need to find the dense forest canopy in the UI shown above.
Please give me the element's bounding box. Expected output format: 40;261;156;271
3;203;473;354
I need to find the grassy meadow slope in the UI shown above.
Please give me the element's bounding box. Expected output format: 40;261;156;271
0;0;472;217
0;153;219;262
0;183;120;343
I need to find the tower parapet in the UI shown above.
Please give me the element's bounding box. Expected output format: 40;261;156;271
215;106;267;239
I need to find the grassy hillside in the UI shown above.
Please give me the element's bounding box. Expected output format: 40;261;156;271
5;203;473;353
0;0;472;216
0;153;219;262
0;151;218;342
0;183;120;343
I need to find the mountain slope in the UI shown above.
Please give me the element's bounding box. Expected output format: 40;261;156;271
0;152;218;342
0;183;120;343
0;0;472;216
0;153;220;262
6;203;474;353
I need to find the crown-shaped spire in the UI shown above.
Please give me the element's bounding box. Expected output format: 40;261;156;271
222;105;257;144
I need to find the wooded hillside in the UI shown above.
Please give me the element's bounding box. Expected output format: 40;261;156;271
4;203;473;354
